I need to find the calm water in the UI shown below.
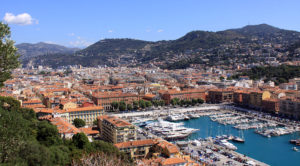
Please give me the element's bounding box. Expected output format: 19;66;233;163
181;116;300;166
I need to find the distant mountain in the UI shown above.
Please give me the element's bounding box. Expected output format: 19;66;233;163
78;38;153;55
16;42;80;59
227;24;300;42
23;24;300;68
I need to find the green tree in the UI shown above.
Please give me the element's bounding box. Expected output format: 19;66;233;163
93;119;98;126
73;118;86;128
0;22;20;87
145;101;152;108
197;98;204;104
37;121;62;146
192;99;198;106
170;98;177;106
179;99;185;106
126;104;133;111
133;101;139;110
119;101;126;111
19;141;52;166
72;133;90;149
49;145;70;165
219;76;225;81
159;100;165;106
139;100;146;109
111;101;119;111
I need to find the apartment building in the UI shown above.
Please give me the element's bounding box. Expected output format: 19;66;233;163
279;97;300;119
208;89;233;103
92;92;140;110
159;89;206;105
114;139;156;159
65;106;104;126
249;91;271;109
98;115;136;143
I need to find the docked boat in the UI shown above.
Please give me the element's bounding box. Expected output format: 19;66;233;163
232;136;245;143
293;147;299;151
290;139;300;146
166;115;185;121
216;139;237;151
145;119;198;141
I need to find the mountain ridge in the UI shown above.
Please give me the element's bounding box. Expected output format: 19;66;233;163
22;24;300;68
16;42;80;60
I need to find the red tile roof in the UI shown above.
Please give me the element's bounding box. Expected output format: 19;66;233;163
114;139;156;149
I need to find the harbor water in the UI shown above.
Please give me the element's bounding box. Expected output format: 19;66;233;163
182;116;300;166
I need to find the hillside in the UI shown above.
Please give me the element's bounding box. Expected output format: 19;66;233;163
16;42;80;60
22;24;300;68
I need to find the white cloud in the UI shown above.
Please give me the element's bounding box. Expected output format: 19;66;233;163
3;12;38;25
69;37;92;48
68;33;75;36
108;30;113;33
157;29;164;33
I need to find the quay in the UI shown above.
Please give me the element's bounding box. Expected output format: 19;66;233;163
112;104;223;118
182;140;269;166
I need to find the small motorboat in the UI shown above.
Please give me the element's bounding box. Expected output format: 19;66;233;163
293;147;299;151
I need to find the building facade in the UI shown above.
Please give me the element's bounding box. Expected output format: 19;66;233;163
92;92;140;110
98;115;136;143
114;139;156;159
279;97;300;119
66;106;104;126
208;89;233;103
159;89;206;105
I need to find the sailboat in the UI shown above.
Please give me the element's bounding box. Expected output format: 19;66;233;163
232;129;245;143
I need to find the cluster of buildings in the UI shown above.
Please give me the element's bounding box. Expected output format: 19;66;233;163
1;66;300;165
2;67;300;120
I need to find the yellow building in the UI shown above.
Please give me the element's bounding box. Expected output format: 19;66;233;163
249;91;271;108
65;106;104;126
98;115;136;143
60;101;77;110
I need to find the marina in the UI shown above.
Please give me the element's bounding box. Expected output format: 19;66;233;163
126;105;300;166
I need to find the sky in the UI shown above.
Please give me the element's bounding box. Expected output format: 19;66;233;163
1;0;300;48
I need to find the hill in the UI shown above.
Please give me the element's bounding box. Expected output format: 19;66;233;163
22;24;300;68
16;42;80;60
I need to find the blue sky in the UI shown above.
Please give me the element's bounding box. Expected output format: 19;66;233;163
1;0;300;48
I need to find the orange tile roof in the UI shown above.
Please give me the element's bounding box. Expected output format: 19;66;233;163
23;104;46;109
22;99;42;104
66;106;103;112
93;91;138;98
98;115;132;127
143;94;156;98
160;158;186;166
156;140;179;154
80;127;99;135
46;88;69;93
114;139;156;149
49;117;80;134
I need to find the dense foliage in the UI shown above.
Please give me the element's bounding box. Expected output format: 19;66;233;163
0;96;132;166
111;99;163;112
230;65;300;85
170;98;204;106
73;118;86;128
0;22;20;87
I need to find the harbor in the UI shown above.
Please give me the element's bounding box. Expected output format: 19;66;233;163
119;105;300;166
